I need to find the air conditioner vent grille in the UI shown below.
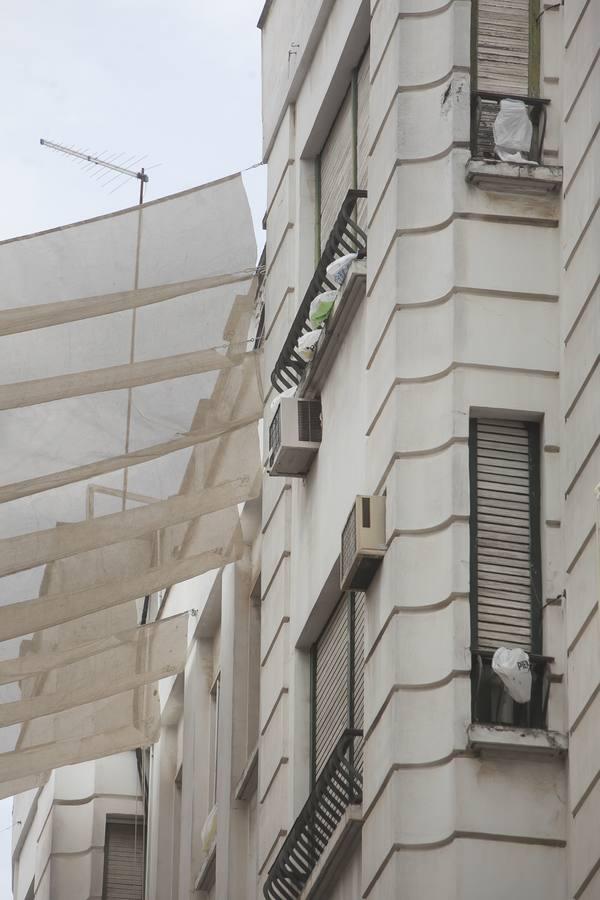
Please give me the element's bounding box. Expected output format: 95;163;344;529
341;505;357;581
269;406;282;456
298;399;322;443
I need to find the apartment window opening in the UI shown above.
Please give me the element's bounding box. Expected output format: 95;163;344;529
469;417;550;728
208;672;221;808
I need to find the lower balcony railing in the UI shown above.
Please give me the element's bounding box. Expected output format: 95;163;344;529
472;650;552;730
263;729;363;900
471;91;549;164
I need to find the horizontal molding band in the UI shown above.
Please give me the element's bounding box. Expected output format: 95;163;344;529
362;751;472;823
48;844;103;860
565;434;600;498
565;44;600;123
574;845;600;899
363;832;566;898
387;515;470;540
258;828;287;877
564;353;599;421
373;438;469;495
262;483;290;535
259;755;288;806
566;523;596;575
264;159;294;222
567;603;598;658
563;119;600;198
367;287;558;371
564;198;600;270
261;614;290;669
260;686;288;738
572;761;600;818
564;0;592;50
53;792;140;807
564;273;599;345
371;0;454;26
260;551;290;607
363;670;469;743
368;364;558;437
570;679;600;736
368;212;557;298
365;593;469;665
265;221;293;279
369;67;469;158
265;287;294;341
368;144;469;229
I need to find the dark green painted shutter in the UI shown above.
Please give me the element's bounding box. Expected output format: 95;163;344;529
319;88;353;252
312;593;365;781
102;819;144;900
471;418;541;652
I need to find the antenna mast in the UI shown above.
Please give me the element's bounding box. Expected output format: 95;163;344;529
40;138;150;203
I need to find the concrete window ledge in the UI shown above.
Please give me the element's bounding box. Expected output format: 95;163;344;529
466;158;563;195
299;259;367;400
299;805;363;899
468;723;568;757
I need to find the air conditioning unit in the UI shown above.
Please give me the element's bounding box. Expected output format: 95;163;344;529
340;495;386;591
267;398;322;477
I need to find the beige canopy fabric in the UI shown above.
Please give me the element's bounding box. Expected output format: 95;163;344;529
0;175;262;793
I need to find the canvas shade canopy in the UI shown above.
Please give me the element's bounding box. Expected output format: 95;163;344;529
0;175;263;794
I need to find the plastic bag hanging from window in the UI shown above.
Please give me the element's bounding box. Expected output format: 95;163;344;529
493;99;536;165
492;647;532;704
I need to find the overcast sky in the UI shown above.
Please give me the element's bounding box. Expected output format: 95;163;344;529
0;1;265;894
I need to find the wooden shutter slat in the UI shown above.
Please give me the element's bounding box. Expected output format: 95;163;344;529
474;419;534;652
356;50;369;232
320;89;353;251
477;0;530;95
314;597;350;778
103;820;144;900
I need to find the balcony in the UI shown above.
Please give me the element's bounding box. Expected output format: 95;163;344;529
466;92;562;195
270;190;367;394
263;729;363;900
471;649;551;729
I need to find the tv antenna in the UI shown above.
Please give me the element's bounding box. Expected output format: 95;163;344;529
40;138;150;204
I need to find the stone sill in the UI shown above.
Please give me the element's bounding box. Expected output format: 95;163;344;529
468;723;568;757
300;805;362;899
298;259;367;400
466;158;563;195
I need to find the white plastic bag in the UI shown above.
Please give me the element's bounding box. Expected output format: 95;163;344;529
492;647;532;704
309;290;337;328
295;328;322;363
326;252;357;287
493;99;534;164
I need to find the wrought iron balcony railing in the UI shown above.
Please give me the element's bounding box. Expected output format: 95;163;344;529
472;650;552;730
471;91;550;164
263;729;363;900
270;190;367;394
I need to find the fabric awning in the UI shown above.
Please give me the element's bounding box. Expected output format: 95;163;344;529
0;174;262;796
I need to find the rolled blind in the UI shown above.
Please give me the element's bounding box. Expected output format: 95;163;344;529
319;88;353;251
313;592;365;780
477;0;530;95
356;49;369;232
102;819;144;900
472;419;540;652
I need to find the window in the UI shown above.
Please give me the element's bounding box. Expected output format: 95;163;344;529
469;418;549;727
102;816;144;900
470;1;547;163
317;47;369;253
208;672;220;808
311;592;365;784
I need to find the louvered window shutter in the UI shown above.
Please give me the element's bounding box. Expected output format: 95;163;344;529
356;48;369;233
319;88;353;252
476;0;531;95
102;818;144;900
470;419;541;653
312;593;365;782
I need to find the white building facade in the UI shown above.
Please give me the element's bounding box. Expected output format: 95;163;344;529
12;1;600;898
